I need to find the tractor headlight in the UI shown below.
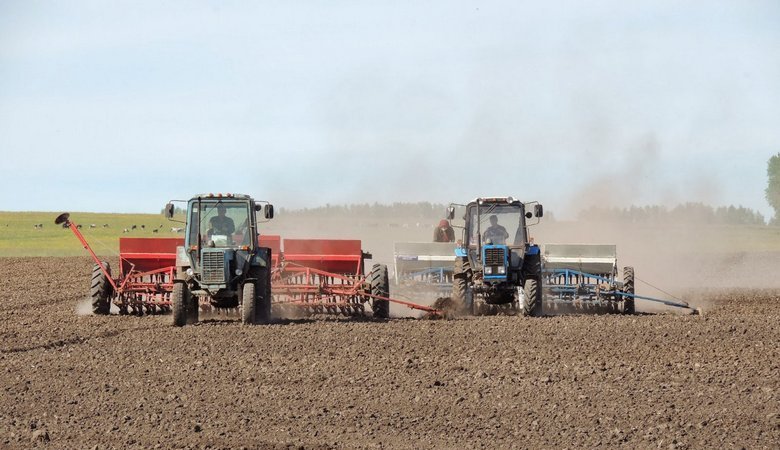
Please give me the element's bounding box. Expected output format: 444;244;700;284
185;268;194;278
484;266;493;275
497;266;506;274
235;269;243;276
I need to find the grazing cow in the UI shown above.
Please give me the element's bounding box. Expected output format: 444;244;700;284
152;229;159;233
102;224;109;228
141;224;145;230
171;227;183;233
89;224;96;228
131;225;137;230
76;224;82;229
123;228;129;233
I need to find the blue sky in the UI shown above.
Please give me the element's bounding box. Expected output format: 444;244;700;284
1;1;778;219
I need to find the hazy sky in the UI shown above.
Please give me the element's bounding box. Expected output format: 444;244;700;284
1;1;778;219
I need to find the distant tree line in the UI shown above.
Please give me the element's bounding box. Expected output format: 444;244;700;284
578;202;766;226
279;202;558;223
278;202;450;220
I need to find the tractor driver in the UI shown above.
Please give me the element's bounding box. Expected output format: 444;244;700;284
483;214;509;245
208;204;235;237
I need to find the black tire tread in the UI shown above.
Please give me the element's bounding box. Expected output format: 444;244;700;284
90;262;112;315
369;264;390;319
256;267;272;323
523;277;543;317
622;266;636;315
452;258;472;312
172;281;188;327
242;281;257;325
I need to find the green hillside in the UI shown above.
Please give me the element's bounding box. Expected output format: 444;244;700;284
0;211;179;257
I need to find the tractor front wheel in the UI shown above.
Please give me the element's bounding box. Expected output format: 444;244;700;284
242;281;258;325
172;281;191;327
369;264;390;319
522;277;543;317
90;262;113;315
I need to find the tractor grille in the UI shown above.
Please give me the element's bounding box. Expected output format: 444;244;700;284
484;248;505;266
201;250;226;284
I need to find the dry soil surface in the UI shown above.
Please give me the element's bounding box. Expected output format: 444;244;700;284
0;257;778;449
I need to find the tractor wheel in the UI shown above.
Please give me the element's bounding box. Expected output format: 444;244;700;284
522;277;543;317
256;267;272;324
172;281;190;327
90;262;113;315
472;297;487;316
187;293;199;324
242;281;258;325
622;267;636;315
369;264;390;319
452;258;472;312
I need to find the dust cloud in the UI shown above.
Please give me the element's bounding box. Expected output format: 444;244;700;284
75;297;93;316
260;205;779;316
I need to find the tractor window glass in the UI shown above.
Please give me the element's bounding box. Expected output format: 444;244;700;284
468;205;527;246
198;202;250;248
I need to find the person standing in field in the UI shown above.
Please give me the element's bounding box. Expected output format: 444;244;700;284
433;219;455;243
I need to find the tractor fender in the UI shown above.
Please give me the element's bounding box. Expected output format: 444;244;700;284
522;248;542;278
251;247;272;268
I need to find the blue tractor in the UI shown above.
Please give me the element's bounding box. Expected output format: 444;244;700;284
447;197;545;316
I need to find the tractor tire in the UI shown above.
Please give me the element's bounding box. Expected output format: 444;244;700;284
256;267;272;324
172;281;189;327
90;262;113;315
622;267;636;315
187;292;199;324
522;277;543;317
369;264;390;319
472;298;487;316
242;281;258;325
452;258;472;312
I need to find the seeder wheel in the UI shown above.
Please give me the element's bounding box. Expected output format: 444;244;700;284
369;264;390;319
621;267;635;315
90;262;113;315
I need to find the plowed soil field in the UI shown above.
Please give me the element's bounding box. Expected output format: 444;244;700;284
1;257;778;449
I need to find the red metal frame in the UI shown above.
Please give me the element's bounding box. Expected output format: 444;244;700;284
269;237;441;316
64;223;441;318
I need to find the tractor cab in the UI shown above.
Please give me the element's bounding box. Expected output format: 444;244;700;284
449;197;543;283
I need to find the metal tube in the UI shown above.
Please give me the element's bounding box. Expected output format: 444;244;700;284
64;220;119;292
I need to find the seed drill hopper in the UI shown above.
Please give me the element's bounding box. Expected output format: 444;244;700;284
265;236;442;318
543;243;699;314
393;242;457;299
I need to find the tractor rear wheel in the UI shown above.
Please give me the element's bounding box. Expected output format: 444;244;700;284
622;267;636;315
256;267;272;324
369;264;390;319
90;262;113;315
452;258;472;312
242;281;258;325
172;281;190;327
522;277;543;317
